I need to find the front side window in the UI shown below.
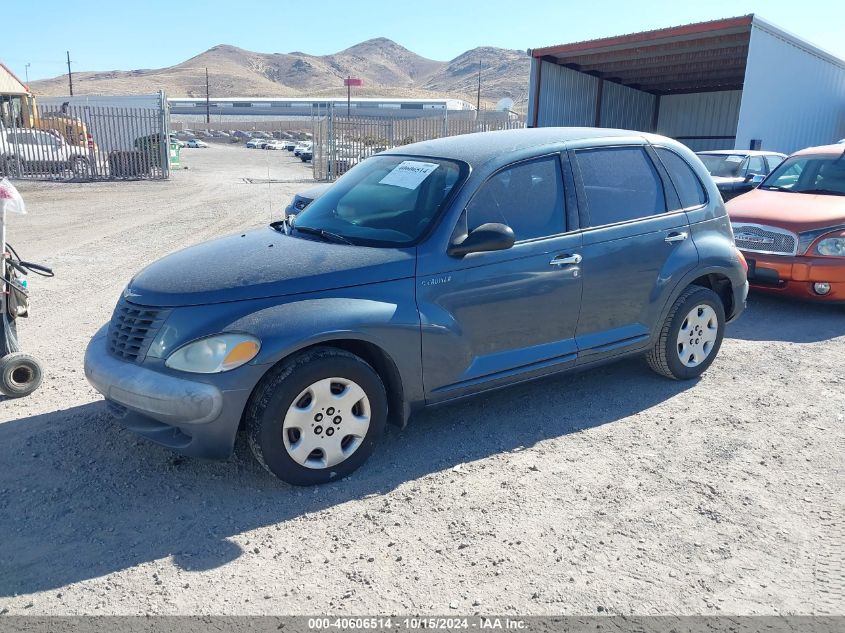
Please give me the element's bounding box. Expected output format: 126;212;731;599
293;155;466;246
655;148;707;210
761;156;845;196
766;155;784;172
575;147;666;227
747;155;766;176
465;156;565;241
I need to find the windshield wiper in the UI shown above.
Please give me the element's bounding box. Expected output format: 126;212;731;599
799;188;845;196
270;215;296;234
759;185;794;192
294;225;353;245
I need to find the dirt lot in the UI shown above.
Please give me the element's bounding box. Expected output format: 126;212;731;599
0;143;842;616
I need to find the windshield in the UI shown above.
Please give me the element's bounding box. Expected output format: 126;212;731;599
698;154;748;178
759;155;845;196
292;155;466;246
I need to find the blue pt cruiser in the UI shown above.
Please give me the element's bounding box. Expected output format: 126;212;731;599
85;128;748;485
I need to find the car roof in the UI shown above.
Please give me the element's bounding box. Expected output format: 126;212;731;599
792;144;845;157
383;127;651;166
696;150;786;156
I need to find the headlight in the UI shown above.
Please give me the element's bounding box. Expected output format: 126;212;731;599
815;236;845;257
165;333;260;373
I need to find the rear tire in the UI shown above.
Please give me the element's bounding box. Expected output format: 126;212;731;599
246;347;387;485
646;286;725;380
0;352;43;398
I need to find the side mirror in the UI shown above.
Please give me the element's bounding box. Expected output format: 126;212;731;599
448;222;515;257
747;174;766;185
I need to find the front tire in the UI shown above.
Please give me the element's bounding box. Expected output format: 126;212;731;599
246;347;387;485
646;286;725;380
71;156;91;178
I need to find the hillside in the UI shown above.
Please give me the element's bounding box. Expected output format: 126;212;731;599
29;38;530;110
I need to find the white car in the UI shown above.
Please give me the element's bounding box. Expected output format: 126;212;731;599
0;127;99;177
293;142;312;157
246;138;270;149
263;140;285;150
186;139;208;148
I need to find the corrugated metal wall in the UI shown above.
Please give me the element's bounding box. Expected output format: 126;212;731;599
600;81;657;130
656;90;743;151
736;22;845;153
531;60;600;127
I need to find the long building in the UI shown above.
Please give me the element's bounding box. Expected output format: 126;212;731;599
168;97;476;119
527;15;845;153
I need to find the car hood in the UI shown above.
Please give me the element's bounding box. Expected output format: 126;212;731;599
727;188;845;233
711;176;743;185
127;227;416;307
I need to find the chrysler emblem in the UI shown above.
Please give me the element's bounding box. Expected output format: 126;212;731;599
735;231;774;245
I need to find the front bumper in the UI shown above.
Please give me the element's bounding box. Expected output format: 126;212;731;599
84;327;257;458
741;251;845;302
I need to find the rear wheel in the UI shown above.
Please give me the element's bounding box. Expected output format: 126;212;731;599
246;347;387;485
646;286;725;380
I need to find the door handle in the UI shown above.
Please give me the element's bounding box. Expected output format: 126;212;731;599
550;253;582;266
665;231;688;244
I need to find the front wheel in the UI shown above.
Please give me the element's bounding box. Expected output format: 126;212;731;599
646;286;725;380
71;156;91;178
246;347;387;485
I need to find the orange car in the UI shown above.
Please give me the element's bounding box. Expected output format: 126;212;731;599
726;144;845;303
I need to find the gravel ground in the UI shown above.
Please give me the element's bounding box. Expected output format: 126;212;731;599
0;143;842;616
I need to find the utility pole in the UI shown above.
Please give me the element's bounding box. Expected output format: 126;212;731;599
205;67;210;125
66;51;74;96
475;57;482;116
25;63;30;84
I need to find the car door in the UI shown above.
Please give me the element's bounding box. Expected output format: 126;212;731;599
571;144;698;360
418;153;584;403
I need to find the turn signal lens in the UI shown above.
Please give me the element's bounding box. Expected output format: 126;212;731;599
165;334;261;373
221;340;261;371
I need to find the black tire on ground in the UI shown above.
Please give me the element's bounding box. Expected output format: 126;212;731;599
71;156;91;178
646;285;726;380
246;347;388;485
0;352;43;398
1;155;20;177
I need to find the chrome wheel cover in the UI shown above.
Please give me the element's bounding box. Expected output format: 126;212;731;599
676;304;719;368
282;377;371;469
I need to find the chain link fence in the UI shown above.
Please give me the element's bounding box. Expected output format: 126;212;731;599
0;101;170;182
312;107;523;181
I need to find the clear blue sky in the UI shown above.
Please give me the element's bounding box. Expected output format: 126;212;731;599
4;0;844;82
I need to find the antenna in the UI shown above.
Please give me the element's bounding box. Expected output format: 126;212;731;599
495;97;514;112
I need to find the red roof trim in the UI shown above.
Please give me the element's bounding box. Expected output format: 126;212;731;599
0;62;30;93
531;15;754;59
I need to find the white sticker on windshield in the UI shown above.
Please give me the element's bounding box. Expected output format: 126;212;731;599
379;161;439;190
725;155;744;163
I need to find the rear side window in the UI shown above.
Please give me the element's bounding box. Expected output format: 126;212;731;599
575;147;666;226
655;148;707;209
466;155;565;241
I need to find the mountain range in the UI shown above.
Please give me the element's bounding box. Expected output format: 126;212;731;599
29;38;531;111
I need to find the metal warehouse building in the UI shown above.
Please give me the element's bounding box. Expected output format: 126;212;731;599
527;15;845;153
168;97;476;119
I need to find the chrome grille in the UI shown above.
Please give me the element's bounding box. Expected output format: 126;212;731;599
107;298;170;363
732;223;798;255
